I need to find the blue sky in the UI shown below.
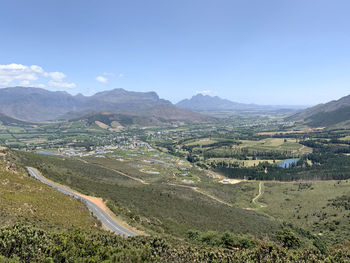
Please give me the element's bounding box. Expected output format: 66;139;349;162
1;0;350;105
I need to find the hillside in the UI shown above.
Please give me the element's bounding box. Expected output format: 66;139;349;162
17;151;279;238
79;104;215;128
305;106;350;128
0;87;171;121
287;93;350;127
0;112;34;126
0;87;81;121
3;223;350;263
176;94;305;112
9;150;350;262
0;149;98;230
1;132;350;262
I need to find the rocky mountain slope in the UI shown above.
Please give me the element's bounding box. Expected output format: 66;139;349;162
79;104;214;128
0;87;172;121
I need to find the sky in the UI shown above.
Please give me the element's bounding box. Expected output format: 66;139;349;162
1;0;350;106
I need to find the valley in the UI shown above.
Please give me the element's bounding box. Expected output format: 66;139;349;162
1;89;350;261
2;1;350;260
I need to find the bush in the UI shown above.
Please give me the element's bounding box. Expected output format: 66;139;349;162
276;229;301;249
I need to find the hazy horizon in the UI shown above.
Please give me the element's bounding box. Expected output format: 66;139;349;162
1;0;350;105
0;86;314;108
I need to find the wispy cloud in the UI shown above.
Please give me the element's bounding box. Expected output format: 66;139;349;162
96;72;124;84
48;80;76;89
196;90;212;95
102;72;116;77
0;63;76;89
103;72;124;78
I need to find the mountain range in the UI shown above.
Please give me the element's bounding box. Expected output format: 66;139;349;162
0;87;171;122
78;105;214;128
176;94;306;112
0;87;215;126
4;86;350;129
0;87;303;125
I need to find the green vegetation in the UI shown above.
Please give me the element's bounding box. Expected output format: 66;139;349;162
1;114;350;261
260;181;350;245
306;105;350;127
1;223;350;262
239;138;311;154
215;153;350;181
0;150;98;230
16;151;279;239
0;119;111;150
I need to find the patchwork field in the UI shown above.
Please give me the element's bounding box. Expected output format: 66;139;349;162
240;138;312;154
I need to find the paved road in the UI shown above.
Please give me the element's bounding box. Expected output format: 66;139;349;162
27;167;136;237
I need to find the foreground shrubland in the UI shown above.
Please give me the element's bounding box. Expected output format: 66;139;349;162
0;224;349;262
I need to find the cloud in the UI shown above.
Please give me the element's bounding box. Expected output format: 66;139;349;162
96;72;124;84
102;72;124;78
0;63;76;90
47;72;66;81
196;90;212;95
96;76;108;84
48;80;76;89
0;63;38;86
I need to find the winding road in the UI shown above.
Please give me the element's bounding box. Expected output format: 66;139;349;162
27;167;136;237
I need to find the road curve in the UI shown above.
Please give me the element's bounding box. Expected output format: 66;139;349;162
27;167;136;237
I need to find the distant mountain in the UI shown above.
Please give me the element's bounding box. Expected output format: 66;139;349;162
288;94;350;121
176;94;246;111
0;87;81;121
287;94;350;128
82;88;171;112
77;104;214;128
176;94;305;112
0;87;171;121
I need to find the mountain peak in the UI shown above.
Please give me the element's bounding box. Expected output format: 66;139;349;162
0;87;171;121
176;94;245;111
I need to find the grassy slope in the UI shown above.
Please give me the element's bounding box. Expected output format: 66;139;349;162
17;151;279;239
197;181;259;208
0;150;98;230
260;181;350;245
306;105;350;127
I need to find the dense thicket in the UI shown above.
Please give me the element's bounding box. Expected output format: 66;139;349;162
0;224;349;262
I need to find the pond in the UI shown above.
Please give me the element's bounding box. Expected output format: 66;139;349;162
277;158;299;168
